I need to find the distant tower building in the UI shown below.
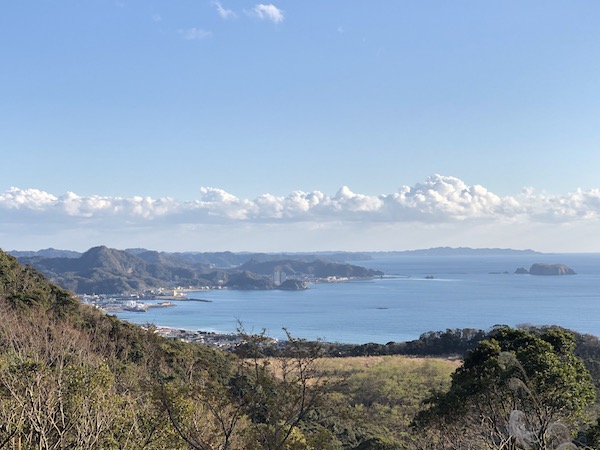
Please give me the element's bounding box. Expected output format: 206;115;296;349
273;270;287;285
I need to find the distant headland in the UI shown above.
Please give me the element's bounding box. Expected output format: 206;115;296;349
373;247;542;256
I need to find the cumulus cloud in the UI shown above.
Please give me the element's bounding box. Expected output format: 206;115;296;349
0;187;57;210
179;27;212;40
3;175;600;228
213;1;236;19
383;175;504;221
253;4;284;23
6;175;600;252
515;186;600;222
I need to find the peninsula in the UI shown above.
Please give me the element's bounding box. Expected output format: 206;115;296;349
12;246;384;295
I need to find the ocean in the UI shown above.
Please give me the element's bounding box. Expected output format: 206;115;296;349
115;253;600;344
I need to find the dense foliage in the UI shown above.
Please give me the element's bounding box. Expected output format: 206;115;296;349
415;327;596;449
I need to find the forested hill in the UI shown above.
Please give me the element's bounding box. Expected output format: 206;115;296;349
0;249;80;316
17;245;219;294
15;246;383;294
239;258;384;278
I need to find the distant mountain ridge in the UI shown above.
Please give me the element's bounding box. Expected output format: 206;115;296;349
17;246;218;294
11;248;373;268
9;248;82;259
9;246;542;266
377;247;542;256
13;246;384;294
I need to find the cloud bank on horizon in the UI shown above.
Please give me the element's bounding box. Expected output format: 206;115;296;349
2;175;599;252
2;175;599;224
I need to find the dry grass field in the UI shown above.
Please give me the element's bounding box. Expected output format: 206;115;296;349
317;354;462;374
258;354;461;390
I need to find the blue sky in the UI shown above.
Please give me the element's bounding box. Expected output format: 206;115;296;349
2;1;600;252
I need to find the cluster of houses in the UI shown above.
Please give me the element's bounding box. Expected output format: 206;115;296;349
150;327;279;350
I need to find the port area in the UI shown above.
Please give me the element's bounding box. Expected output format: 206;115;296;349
78;293;187;313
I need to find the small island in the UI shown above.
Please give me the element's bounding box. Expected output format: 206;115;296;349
515;263;576;276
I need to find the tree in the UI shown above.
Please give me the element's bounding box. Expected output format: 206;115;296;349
232;328;327;450
415;327;596;450
0;305;120;449
149;329;247;450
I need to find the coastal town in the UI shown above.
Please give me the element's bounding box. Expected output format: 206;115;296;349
77;270;366;314
150;327;252;350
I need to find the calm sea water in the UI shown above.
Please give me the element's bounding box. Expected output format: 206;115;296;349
116;254;600;344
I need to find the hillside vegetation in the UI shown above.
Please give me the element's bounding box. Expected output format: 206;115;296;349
2;248;600;449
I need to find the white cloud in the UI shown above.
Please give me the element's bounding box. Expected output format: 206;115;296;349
180;28;212;40
382;174;504;221
253;4;284;23
515;186;600;222
4;176;600;252
152;14;162;22
0;187;57;209
213;1;236;19
3;175;600;225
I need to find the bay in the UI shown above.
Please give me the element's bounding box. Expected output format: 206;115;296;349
115;253;600;344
